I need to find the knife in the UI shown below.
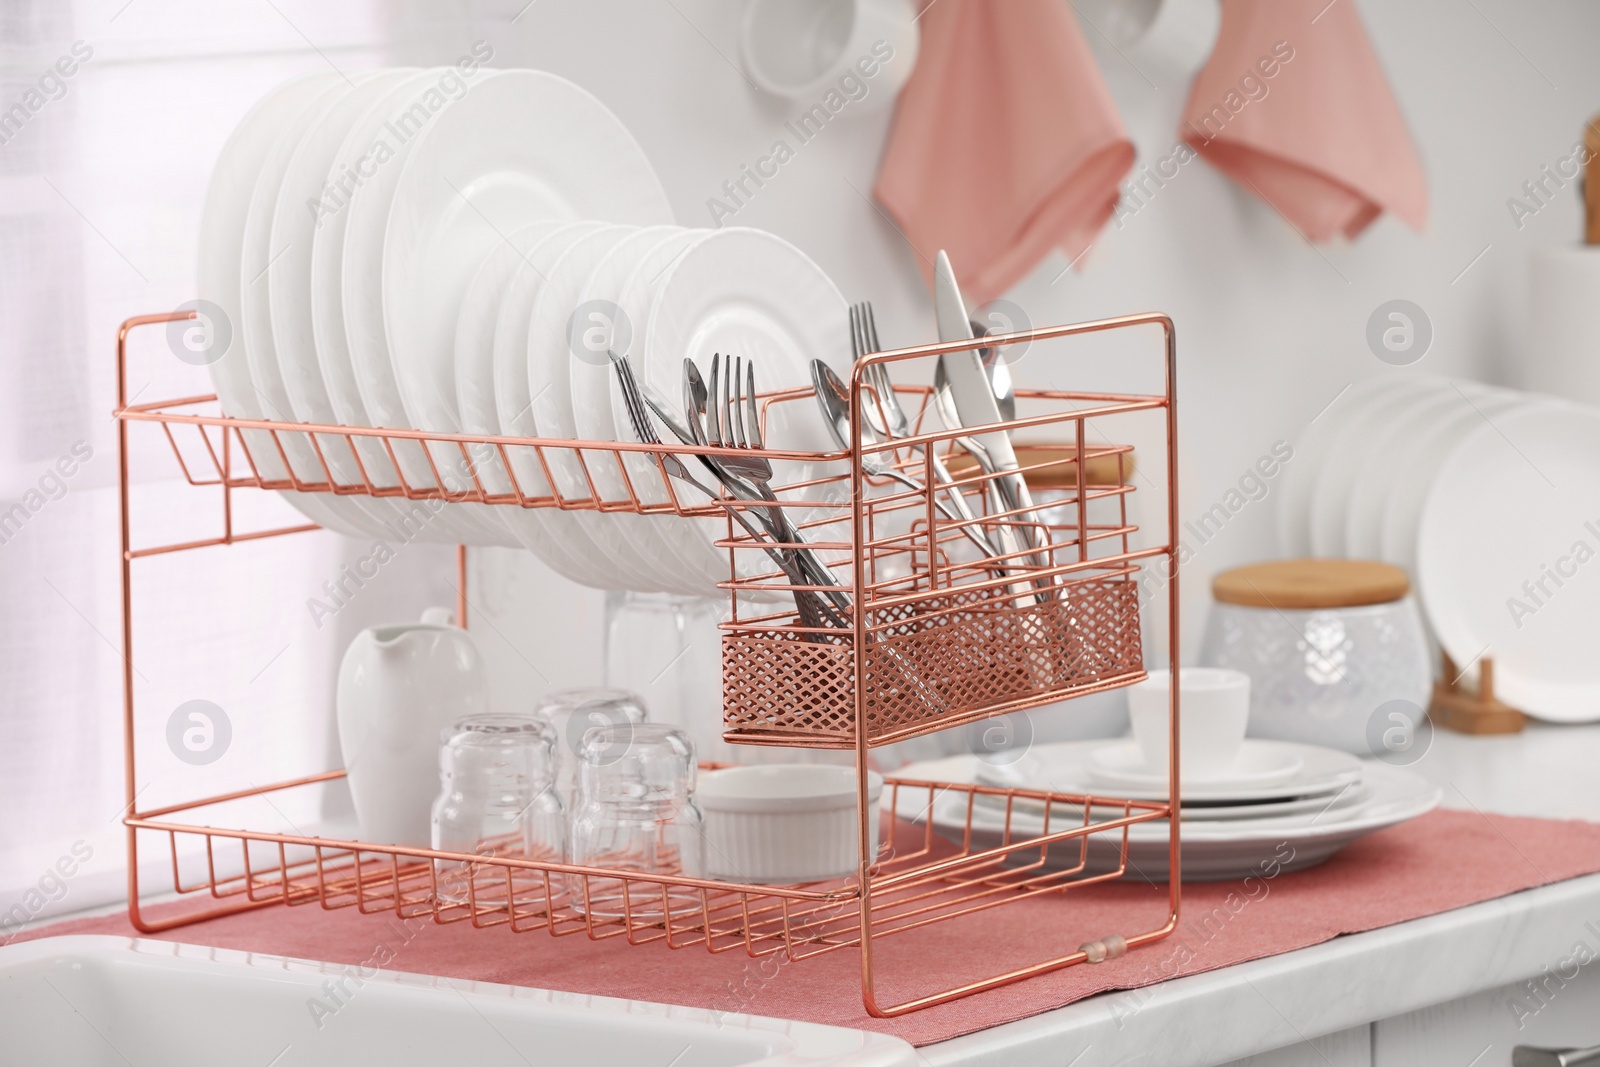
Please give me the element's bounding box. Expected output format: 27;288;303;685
933;252;1051;597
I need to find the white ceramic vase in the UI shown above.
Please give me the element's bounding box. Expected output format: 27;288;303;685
336;607;489;847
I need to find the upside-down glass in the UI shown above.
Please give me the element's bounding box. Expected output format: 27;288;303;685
533;687;648;809
569;723;705;920
602;592;731;760
431;715;564;908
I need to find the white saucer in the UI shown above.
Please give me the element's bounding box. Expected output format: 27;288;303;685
1085;739;1305;790
977;739;1362;804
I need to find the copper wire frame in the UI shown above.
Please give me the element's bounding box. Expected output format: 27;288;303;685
114;310;1182;1017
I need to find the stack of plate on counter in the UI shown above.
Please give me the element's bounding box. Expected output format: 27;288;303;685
1276;376;1600;722
198;67;853;595
895;739;1441;881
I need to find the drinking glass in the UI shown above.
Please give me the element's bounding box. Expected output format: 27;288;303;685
533;687;648;808
603;591;731;761
569;723;705;920
431;714;564;908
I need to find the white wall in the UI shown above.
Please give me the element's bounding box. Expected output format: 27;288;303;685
453;0;1600;694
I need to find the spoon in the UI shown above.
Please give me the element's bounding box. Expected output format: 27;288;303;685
810;360;998;560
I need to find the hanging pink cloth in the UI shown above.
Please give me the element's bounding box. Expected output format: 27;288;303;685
1180;0;1427;240
873;0;1134;305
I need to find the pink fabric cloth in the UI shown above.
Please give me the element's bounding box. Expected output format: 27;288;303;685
1181;0;1427;241
873;0;1134;305
20;810;1600;1047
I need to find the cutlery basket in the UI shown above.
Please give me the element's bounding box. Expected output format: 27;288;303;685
723;576;1145;746
715;322;1170;750
110;309;1181;1018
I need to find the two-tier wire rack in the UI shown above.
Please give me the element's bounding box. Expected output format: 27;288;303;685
114;309;1182;1017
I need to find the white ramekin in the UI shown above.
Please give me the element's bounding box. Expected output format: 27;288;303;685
696;764;883;884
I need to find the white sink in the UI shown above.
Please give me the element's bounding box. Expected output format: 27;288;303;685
0;936;915;1067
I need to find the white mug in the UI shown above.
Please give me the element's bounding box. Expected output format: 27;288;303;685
739;0;920;114
1127;667;1250;780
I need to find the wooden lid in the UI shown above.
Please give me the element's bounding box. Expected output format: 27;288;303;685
1213;559;1410;609
943;444;1133;490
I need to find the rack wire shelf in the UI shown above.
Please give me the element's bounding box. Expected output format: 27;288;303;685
114;309;1183;1016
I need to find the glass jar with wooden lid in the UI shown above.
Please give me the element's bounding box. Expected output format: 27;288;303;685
1199;559;1432;756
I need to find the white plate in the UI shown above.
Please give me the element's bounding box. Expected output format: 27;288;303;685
900;755;1439;882
254;73;429;540
198;72;360;535
1342;385;1475;560
493;222;629;585
269;70;422;541
571;226;715;595
328;69;486;544
309;73;421;497
977;739;1363;803
454;218;567;500
339;69;501;543
383;68;674;550
242;77;390;538
1378;389;1524;575
1084;739;1305;790
973;783;1370;823
1417;400;1600;722
630;227;852;589
605;229;734;594
1275;377;1397;557
1306;378;1445;558
526;225;665;590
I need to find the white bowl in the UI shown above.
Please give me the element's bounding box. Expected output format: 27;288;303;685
696;764;882;884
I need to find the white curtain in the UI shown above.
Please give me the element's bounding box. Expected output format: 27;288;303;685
0;0;470;937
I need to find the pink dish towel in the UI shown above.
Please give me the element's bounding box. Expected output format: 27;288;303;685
1181;0;1427;241
874;0;1134;305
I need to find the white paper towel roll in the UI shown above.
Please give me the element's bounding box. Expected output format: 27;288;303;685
1523;246;1600;405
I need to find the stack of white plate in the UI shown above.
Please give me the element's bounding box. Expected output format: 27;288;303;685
197;68;853;594
895;739;1441;881
1275;377;1600;723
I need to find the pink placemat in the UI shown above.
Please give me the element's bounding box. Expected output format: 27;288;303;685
20;809;1600;1047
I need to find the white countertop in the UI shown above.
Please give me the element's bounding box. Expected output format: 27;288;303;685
1410;720;1600;822
39;724;1599;1065
924;722;1600;1067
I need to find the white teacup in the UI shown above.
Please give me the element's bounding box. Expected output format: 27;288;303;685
1127;668;1251;779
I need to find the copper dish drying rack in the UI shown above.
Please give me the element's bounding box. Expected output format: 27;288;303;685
114;309;1182;1017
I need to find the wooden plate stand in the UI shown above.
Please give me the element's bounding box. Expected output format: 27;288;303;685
1428;652;1527;735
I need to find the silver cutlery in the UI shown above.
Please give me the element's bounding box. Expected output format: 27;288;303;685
810;355;998;562
685;354;850;612
610;351;847;633
932;251;1053;601
1514;1044;1600;1067
971;318;1015;421
690;351;950;714
711;350;949;713
849;304;992;539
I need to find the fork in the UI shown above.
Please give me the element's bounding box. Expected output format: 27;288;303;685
851;302;998;559
706;353;773;487
708;353;853;616
611;352;847;633
716;350;951;715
